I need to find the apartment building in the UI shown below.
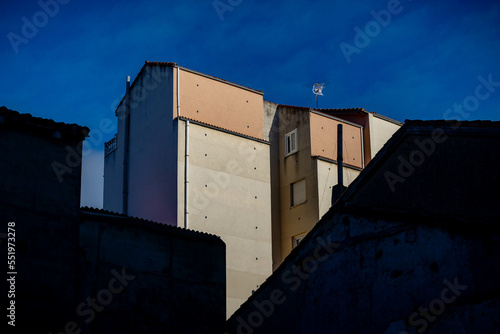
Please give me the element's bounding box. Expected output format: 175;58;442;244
103;61;401;315
263;104;401;264
104;62;272;315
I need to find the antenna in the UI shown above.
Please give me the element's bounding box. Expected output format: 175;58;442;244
312;83;325;109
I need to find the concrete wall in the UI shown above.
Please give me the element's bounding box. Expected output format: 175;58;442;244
327;111;372;165
278;108;364;261
103;104;125;213
320;111;401;166
126;65;178;225
176;68;264;139
79;210;226;333
226;121;500;334
0;125;84;332
316;159;361;217
369;113;401;160
226;212;500;333
263;101;282;270
309;112;363;169
104;65;178;224
179;120;273;316
105;64;273;317
0;108;228;333
278;107;319;259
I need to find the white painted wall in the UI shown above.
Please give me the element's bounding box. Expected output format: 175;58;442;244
369;114;401;159
316;159;361;217
127;66;177;225
104;65;178;224
183;121;273;316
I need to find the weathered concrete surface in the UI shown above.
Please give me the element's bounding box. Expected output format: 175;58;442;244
226;120;500;334
80;208;226;333
226;214;500;334
0;107;88;332
263;100;282;270
1;107;227;334
182;121;272;316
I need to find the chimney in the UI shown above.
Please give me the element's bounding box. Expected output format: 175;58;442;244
331;123;347;206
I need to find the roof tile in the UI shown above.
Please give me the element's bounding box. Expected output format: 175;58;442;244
404;119;500;128
80;206;222;241
0;106;89;140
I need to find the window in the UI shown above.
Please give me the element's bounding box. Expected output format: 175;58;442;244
291;179;306;207
293;233;307;248
285;129;298;156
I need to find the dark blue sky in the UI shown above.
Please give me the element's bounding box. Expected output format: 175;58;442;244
1;0;499;207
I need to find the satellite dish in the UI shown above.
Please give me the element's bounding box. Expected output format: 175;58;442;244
312;83;325;108
312;83;325;96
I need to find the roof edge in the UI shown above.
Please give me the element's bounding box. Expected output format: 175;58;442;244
372;112;403;125
310;110;364;128
80;207;223;242
0;106;89;140
314;156;363;171
178;66;264;95
115;61;264;114
177;117;270;144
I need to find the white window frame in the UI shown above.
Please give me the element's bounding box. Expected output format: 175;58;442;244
285;128;298;156
292;233;307;248
290;178;306;207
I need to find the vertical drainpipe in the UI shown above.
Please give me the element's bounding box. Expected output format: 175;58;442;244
360;127;365;168
177;66;189;229
177;66;181;118
185;121;189;229
123;76;131;215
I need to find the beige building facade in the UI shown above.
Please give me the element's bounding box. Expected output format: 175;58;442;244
104;62;272;316
263;104;402;263
104;61;401;315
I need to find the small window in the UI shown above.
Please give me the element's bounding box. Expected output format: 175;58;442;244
291;179;306;207
285;129;298;156
293;233;307;248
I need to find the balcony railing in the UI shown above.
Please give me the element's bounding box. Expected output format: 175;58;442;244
105;134;117;156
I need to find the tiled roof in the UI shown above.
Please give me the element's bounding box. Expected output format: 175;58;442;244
80;206;222;242
277;104;311;110
316;107;367;113
0;106;89;140
405;119;500;128
319;107;403;125
178;116;269;144
144;61;177;67
276;105;366;127
339;118;500;208
277;105;369;113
